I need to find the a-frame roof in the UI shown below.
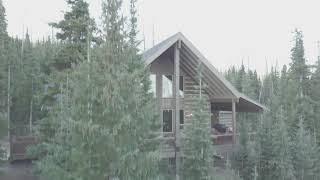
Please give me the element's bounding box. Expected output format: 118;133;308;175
143;32;266;112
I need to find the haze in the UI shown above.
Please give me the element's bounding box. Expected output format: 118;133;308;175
4;0;320;74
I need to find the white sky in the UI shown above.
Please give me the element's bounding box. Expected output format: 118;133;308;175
4;0;320;74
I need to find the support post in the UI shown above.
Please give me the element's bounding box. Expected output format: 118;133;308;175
174;40;181;180
232;99;237;144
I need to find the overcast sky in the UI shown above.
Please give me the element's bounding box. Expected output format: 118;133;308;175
3;0;320;74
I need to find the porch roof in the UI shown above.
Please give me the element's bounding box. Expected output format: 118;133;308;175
142;32;266;113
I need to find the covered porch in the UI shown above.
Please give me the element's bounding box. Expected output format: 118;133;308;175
211;96;264;146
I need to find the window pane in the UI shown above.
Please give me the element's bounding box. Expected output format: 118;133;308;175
180;110;184;129
162;75;173;98
149;74;156;97
180;110;184;125
179;76;184;97
163;110;173;132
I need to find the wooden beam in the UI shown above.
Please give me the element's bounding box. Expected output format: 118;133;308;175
180;48;228;96
180;52;225;96
174;41;181;180
180;60;216;97
211;97;237;103
181;44;236;97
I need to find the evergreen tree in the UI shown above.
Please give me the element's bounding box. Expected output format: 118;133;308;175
33;0;160;179
50;0;98;69
291;120;318;180
0;0;7;39
289;29;310;96
271;106;295;180
181;68;214;180
256;104;275;180
310;58;320;144
232;118;255;180
0;0;8;134
287;29;313;137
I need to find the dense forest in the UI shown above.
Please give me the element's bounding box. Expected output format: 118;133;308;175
1;0;320;180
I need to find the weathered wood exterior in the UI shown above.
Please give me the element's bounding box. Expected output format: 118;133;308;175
146;33;265;163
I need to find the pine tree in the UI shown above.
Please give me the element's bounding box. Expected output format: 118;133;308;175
0;0;8;134
256;103;275;180
232;117;255;180
271;106;295;180
33;0;160;179
287;29;313;137
181;68;214;180
289;29;310;96
291;120;318;180
0;0;7;39
50;0;98;69
310;58;320;144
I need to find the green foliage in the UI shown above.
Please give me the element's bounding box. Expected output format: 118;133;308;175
50;0;98;71
33;0;161;179
232;119;255;180
181;73;214;180
0;0;7;37
291;120;319;180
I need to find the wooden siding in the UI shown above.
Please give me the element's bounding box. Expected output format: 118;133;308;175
149;48;212;158
218;111;233;128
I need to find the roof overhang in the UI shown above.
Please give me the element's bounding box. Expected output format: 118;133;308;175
142;32;266;113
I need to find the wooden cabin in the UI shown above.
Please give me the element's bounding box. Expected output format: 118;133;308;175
9;32;265;163
143;32;265;160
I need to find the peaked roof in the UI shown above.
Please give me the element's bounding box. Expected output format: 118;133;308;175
142;32;266;112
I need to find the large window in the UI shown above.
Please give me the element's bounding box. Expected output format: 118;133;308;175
163;110;173;132
149;74;156;97
179;76;184;97
162;75;173;97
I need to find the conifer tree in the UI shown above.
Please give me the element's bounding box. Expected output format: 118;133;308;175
50;0;98;69
256;104;275;180
0;0;8;130
0;0;7;39
291;120;318;180
310;58;320;143
33;0;160;179
181;67;214;180
287;29;313;137
232;117;255;180
271;106;295;180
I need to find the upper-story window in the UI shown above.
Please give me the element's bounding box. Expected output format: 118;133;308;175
162;75;184;98
149;74;156;97
179;76;184;97
162;75;173;98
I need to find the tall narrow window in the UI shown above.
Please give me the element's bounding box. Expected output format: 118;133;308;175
179;76;184;97
163;110;173;132
149;74;156;97
180;110;184;129
162;75;173;98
